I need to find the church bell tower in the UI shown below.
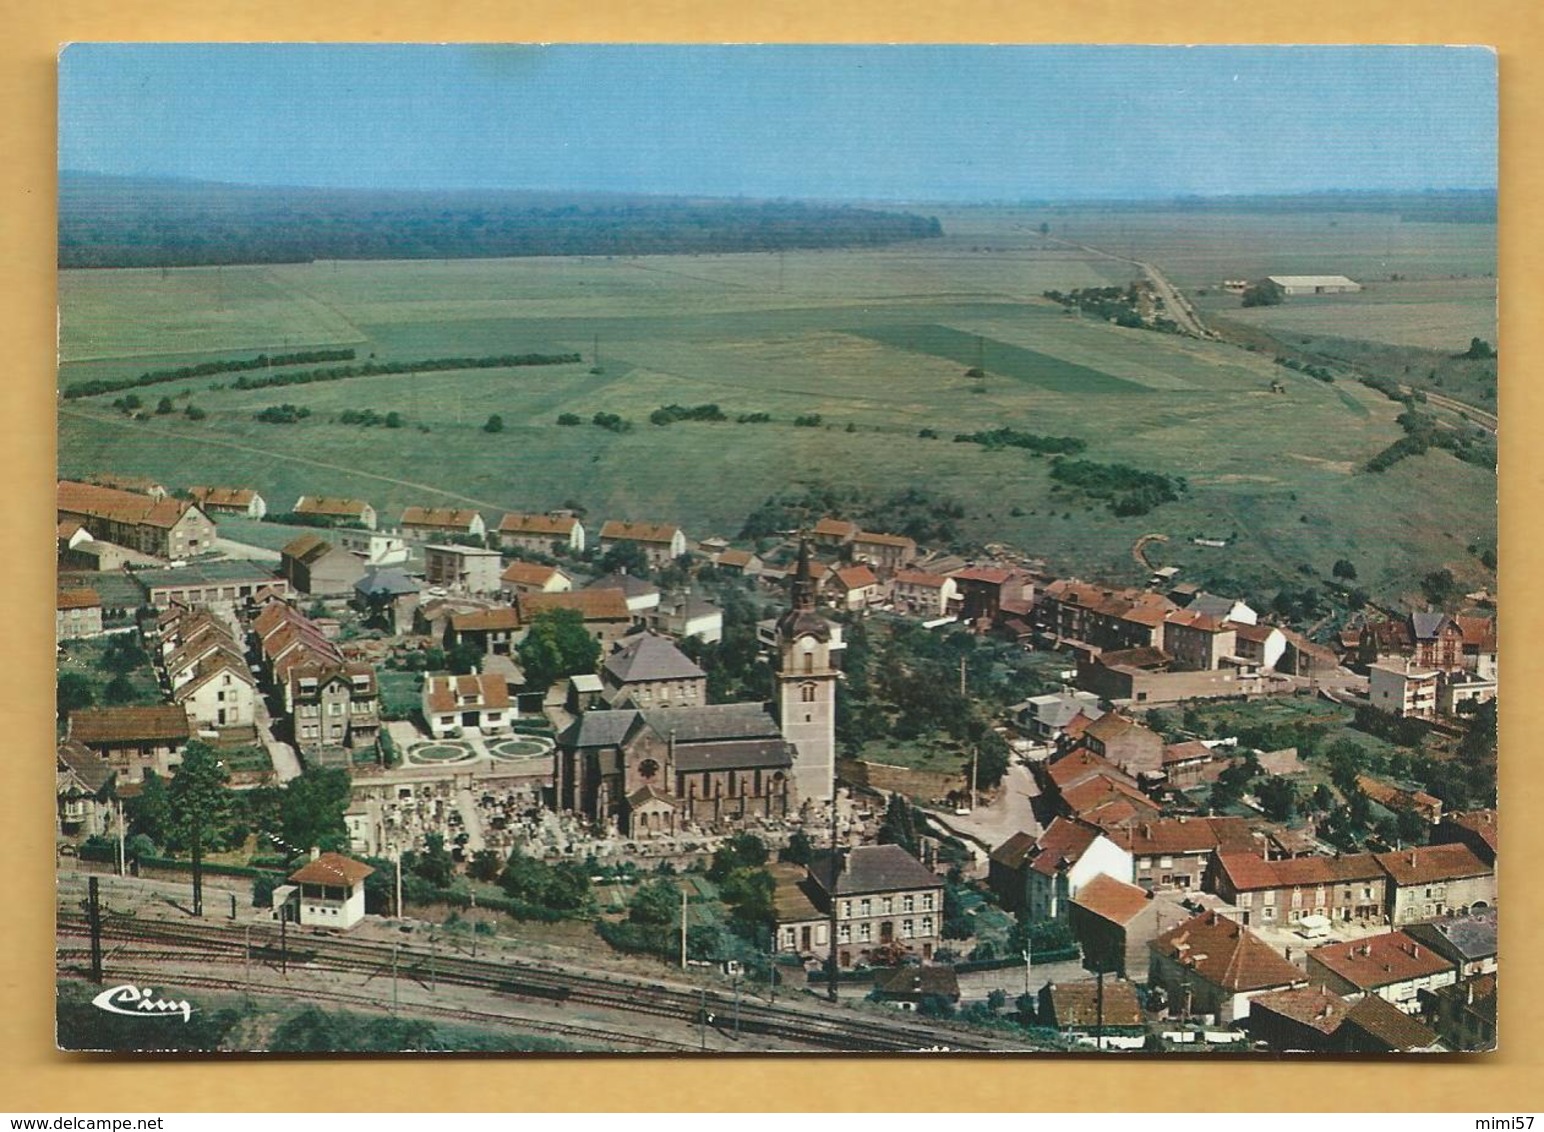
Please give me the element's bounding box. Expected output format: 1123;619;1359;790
774;539;844;802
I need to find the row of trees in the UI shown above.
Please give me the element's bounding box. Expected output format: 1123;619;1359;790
63;348;357;400
1047;457;1186;517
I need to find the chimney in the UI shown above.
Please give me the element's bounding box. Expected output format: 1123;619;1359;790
1411;944;1420;959
1466;982;1475;1005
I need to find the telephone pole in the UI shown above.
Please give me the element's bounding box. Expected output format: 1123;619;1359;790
826;790;840;1003
680;886;689;970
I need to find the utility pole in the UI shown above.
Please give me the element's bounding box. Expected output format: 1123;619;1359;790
1095;965;1106;1052
86;876;103;985
699;985;708;1051
733;973;742;1039
243;925;251;1003
680;886;689;970
279;909;288;975
970;745;979;813
391;941;400;1015
115;800;126;877
429;930;438;993
1022;940;1032;998
395;854;403;920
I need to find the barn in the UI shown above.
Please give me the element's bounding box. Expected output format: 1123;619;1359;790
1265;274;1362;295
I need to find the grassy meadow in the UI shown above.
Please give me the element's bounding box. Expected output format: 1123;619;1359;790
57;207;1497;602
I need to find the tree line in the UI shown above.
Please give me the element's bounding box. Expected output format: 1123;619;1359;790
64;348;359;400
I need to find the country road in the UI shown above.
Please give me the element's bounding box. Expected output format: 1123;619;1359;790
1047;236;1215;340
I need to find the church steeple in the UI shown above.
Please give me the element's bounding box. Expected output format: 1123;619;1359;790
791;536;816;612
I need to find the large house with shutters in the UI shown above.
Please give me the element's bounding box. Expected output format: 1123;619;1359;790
400;506;487;542
598;520;688;568
496;512;585;554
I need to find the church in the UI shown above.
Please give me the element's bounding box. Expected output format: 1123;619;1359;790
552;540;843;837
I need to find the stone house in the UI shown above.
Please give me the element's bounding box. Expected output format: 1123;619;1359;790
1148;912;1306;1024
57;739;116;845
57;480;216;561
423;543;503;595
292;496;377;530
809;845;945;968
400;506;486;542
188;486;267;519
281;533;367;597
597;520;688;569
599;632;707;710
1374;844;1495;925
422;672;515;737
1306;931;1457;1013
890;569;958;618
1205;851;1389;928
988;817;1134;922
67;705;190;783
495;512;585;555
57;588;104;640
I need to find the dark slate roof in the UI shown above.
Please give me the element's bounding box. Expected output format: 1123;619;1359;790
558;709;642;749
1339;993;1442;1051
1410;611;1451;640
1188;592;1244;619
640;702;780;743
1403;910;1498;964
875;965;961;1000
355;567;419;597
809;844;942;897
672;738;794;773
603;633;705;685
585;572;659;599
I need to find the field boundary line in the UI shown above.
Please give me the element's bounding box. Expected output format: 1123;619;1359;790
58;405;514;511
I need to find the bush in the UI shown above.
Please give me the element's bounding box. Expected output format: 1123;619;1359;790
483;414;504;434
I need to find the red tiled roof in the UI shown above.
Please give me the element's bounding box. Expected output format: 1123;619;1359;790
833;565;879;590
1455;616;1497;650
1043;979;1145;1028
1062;775;1158;821
57;587;102;611
520;588;631;622
1442;810;1498;855
1023;817;1105;877
1046;748;1130;791
69;705;191;745
1307;931;1452;990
894;569;950;588
1151;912;1304;992
450;607;522;632
424;672;511;713
951;566;1015;585
189;486;257;509
1071;873;1152;925
1374;844;1492;887
401;506;482;529
853;531;915;549
1231;622;1280;644
1213;851;1384;892
599;520;681;545
1340;992;1441;1050
1250;986;1353;1036
1109;817;1257;857
1164;609;1230;632
500;561;562;587
1162;741;1215;767
294;496;371;518
812;517;858;538
58;480;202;531
288;852;375;886
498;512;579;537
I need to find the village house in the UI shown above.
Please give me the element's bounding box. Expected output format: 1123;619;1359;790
292;495;377;530
56;739;116;845
171;651;259;736
399;505;486;542
1068;872;1161;978
1248;985;1442;1053
1148;911;1306;1024
1205;851;1388;928
137;561;291;613
1431;809;1498;866
444;606;522;659
334;529;409;567
1036;747;1161;827
67;705;191;782
810;844;945;968
352;567;420;635
499;561;573;597
423;543;503;595
850;531;918;576
281;533;367;597
1011;688;1104;743
598;520;688;569
1438;671;1497;715
1108;816;1259;893
1034;579;1178;655
1078;712;1165;778
1367;660;1440;719
810;516;859;549
1420;973;1497;1052
584;572;661;620
84;472;167;499
827;564;882;611
1373;844;1495;925
1403;908;1497;979
284;853;374;931
1356;774;1443;824
890;569;958;618
770;861;829;959
555;701;797;838
57;588;103;640
188;486;267;519
1306;931;1457;1013
251;603;380;758
495;511;585;555
713;548;764;578
872;965;962;1011
988;817;1134;922
58;480;217;562
650;592;724;644
599;632;707;710
1161;609;1239;671
1170;589;1257;625
518;588;634;647
422;672;515;737
1278;628;1341;677
1159;740;1227;790
950;565;1033;623
1036;978;1145;1038
1230;623;1287;670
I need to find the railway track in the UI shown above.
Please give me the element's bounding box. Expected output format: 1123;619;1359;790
59;914;1034;1053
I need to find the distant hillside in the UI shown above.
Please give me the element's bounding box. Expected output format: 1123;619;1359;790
58;173;944;268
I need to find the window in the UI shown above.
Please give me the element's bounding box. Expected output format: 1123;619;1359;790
840;900;851;920
800;682;817;703
902;919;915;939
1159;856;1173;869
1238;891;1253;907
881;897;893;915
858;922;872;943
1263;889;1276;906
921;916;934;936
838;925;851;944
329;702;343;716
1138;857;1152;870
903;895;915;913
860;898;871;917
923;893;935;912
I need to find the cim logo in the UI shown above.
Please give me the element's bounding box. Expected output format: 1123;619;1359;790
90;984;193;1023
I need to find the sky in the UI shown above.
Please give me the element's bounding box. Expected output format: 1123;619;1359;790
58;44;1497;202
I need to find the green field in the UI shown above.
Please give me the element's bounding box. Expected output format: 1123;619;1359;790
57;207;1497;602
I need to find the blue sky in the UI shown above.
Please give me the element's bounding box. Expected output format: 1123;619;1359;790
58;44;1497;201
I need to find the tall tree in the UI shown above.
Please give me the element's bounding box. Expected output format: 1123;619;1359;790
516;607;601;691
279;767;353;860
167;741;233;917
